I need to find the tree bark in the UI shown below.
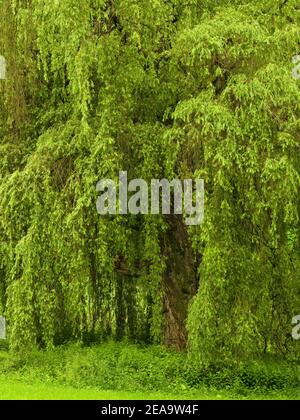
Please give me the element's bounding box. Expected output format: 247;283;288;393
162;215;199;351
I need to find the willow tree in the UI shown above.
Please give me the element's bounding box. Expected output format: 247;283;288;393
0;0;299;364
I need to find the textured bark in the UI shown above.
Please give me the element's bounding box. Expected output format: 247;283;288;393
162;215;199;351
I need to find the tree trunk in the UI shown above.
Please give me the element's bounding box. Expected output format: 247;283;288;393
162;215;199;351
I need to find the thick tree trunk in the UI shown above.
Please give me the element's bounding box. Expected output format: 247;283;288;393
162;215;199;351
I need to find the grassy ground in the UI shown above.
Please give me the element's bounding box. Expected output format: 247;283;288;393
0;376;147;400
0;343;299;400
1;375;299;400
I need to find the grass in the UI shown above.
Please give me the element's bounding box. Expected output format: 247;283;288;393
1;375;299;400
0;375;237;400
0;375;148;400
0;342;299;400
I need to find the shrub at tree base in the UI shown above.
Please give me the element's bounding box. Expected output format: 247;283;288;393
0;343;299;396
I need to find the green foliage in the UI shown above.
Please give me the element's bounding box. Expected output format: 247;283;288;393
175;3;300;365
0;343;299;397
0;342;188;392
188;360;300;393
0;0;299;365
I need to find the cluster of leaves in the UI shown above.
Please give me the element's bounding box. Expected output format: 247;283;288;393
0;0;299;365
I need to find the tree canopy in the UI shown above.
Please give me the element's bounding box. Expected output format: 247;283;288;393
0;0;299;365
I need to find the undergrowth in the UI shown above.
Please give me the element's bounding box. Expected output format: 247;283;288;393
0;341;299;398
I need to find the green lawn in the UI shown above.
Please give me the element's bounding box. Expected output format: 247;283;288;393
0;375;161;400
0;375;299;400
0;375;227;400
